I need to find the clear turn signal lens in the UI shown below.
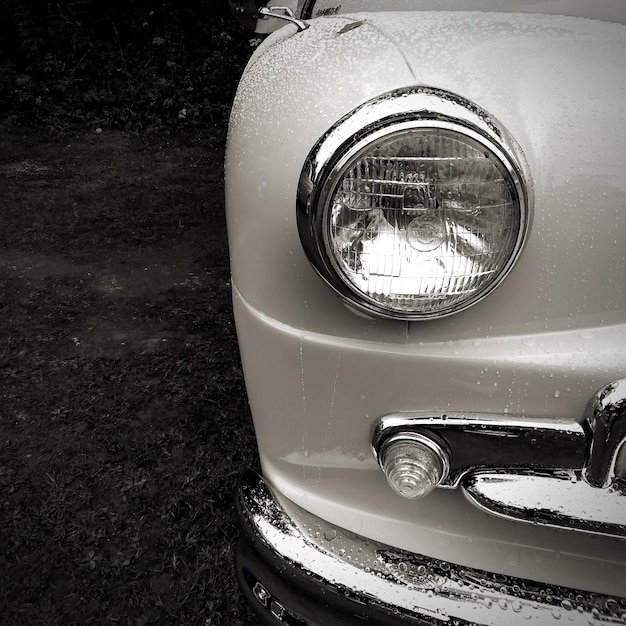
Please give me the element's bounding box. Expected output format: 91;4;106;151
379;434;449;499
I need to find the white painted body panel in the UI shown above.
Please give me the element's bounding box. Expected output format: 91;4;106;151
225;12;626;596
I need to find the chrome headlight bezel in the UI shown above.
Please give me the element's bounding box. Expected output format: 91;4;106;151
296;87;533;320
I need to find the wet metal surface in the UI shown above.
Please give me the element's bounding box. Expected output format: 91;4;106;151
236;470;626;625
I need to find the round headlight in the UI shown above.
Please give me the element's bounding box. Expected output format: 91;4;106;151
297;88;532;320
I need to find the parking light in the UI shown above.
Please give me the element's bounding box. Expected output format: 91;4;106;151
378;433;450;499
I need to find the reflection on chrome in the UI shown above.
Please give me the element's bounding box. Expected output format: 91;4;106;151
372;381;626;538
236;470;626;626
463;471;626;538
372;411;588;488
585;379;626;488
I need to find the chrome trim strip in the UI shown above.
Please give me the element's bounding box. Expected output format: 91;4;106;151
372;411;587;487
235;470;626;626
258;6;309;31
463;471;626;539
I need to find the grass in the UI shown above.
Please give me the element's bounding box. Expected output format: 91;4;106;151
0;127;260;625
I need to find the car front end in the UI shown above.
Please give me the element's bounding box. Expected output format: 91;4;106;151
225;4;626;624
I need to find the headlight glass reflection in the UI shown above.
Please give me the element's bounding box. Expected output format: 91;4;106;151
324;128;522;318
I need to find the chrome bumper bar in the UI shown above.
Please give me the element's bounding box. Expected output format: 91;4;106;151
235;470;626;626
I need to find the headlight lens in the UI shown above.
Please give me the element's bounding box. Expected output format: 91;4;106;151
297;88;532;320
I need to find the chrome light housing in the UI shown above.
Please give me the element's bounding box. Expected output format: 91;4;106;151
297;87;533;320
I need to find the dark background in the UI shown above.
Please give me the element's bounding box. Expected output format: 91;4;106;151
0;0;252;135
0;2;263;624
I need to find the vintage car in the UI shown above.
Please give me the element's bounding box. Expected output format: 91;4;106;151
225;1;626;624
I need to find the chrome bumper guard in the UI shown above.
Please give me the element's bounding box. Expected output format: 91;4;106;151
372;380;626;538
235;470;626;626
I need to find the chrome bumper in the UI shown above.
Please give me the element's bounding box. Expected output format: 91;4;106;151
235;470;626;626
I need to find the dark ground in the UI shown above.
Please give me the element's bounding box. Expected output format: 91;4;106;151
0;127;260;625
